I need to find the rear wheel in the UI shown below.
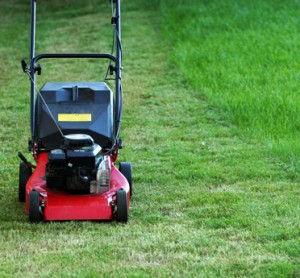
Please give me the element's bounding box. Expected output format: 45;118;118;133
29;191;42;223
119;162;132;197
116;189;128;223
19;162;32;202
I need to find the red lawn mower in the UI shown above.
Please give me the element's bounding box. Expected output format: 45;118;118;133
18;0;132;223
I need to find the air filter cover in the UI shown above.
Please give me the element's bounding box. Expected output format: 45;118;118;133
63;134;94;149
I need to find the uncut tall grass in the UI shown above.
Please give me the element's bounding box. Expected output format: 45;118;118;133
160;0;300;162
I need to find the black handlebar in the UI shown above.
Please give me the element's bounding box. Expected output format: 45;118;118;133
32;53;117;64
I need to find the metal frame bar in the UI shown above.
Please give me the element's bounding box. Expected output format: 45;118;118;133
115;0;122;139
29;0;36;137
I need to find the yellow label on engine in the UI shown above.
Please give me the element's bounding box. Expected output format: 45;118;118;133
58;114;92;122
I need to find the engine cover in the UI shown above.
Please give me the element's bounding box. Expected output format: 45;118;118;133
46;134;102;193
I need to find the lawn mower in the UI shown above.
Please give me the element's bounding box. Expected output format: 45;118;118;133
18;0;132;223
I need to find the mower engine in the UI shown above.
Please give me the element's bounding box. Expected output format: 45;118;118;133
46;134;111;194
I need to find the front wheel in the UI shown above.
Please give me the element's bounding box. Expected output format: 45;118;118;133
116;189;128;223
29;191;42;223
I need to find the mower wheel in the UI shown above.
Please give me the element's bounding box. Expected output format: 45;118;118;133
29;191;42;223
119;162;132;197
116;189;128;223
19;162;32;202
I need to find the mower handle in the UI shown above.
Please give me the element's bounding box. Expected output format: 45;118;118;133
32;53;117;64
29;52;120;141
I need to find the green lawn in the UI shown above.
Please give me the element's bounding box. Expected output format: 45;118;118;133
0;0;299;277
161;0;300;163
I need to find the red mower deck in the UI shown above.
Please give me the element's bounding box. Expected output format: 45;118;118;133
25;153;130;221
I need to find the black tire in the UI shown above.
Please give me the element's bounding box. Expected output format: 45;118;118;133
119;162;132;197
19;162;32;202
116;189;128;223
29;191;42;223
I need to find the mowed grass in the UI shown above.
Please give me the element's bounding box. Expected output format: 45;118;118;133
0;0;299;277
